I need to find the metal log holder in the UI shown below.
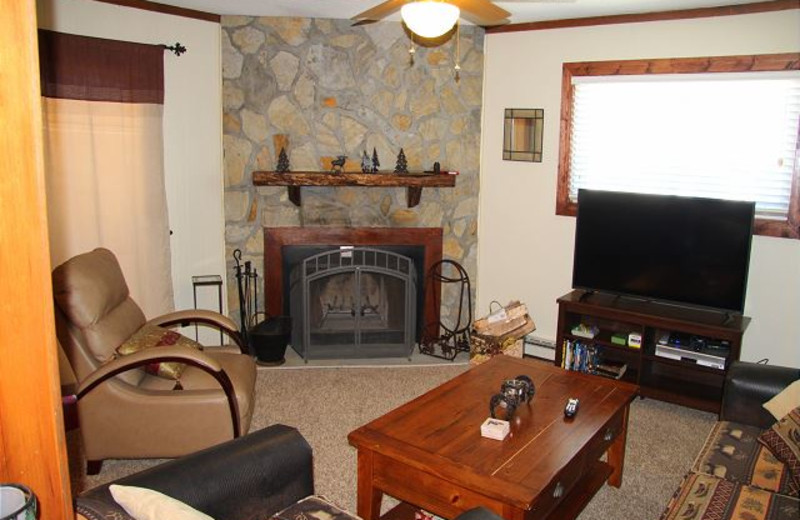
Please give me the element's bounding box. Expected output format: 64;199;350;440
419;259;472;361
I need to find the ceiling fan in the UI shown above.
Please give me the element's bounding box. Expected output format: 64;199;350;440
353;0;509;37
352;0;574;38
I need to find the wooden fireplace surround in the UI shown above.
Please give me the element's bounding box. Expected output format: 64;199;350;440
264;227;443;341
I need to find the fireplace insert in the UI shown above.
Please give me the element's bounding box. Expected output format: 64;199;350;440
289;247;417;360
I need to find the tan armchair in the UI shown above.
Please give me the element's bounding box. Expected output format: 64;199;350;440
52;248;257;474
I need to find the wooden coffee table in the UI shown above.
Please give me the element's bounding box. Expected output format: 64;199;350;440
347;355;638;520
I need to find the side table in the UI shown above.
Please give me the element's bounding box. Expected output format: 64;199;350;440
192;274;224;344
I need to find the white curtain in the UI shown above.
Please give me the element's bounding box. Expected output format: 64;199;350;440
39;30;174;317
42;98;174;316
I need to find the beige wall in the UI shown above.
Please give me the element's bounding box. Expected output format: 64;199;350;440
36;0;226;321
479;10;800;367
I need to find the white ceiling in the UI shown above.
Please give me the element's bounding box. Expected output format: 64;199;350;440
153;0;768;24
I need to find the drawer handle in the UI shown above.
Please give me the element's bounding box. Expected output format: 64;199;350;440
604;428;614;442
553;482;565;499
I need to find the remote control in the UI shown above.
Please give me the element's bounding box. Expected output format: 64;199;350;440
564;398;579;418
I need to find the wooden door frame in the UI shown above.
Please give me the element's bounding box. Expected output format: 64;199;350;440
0;2;73;518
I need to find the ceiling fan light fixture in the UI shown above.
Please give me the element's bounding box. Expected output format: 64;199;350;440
401;1;460;39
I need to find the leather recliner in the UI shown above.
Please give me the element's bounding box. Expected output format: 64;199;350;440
53;248;257;474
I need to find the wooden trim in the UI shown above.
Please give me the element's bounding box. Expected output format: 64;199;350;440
0;1;73;518
487;0;799;34
556;63;574;219
91;0;220;22
556;53;800;239
560;53;800;76
264;227;443;341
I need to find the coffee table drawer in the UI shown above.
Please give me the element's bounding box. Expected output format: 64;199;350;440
372;453;506;519
587;408;625;461
530;410;626;519
528;453;587;519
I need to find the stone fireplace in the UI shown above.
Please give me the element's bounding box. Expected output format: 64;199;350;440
264;227;443;360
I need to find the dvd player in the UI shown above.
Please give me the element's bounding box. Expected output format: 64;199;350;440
658;333;731;354
655;344;727;370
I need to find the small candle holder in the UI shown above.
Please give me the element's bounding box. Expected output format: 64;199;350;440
489;375;535;420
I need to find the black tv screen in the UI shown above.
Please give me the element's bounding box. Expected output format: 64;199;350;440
572;189;755;314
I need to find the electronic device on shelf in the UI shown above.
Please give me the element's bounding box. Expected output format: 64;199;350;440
611;332;628;346
657;332;731;356
654;344;727;370
572;189;755;316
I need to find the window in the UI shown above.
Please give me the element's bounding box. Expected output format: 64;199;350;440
557;54;800;239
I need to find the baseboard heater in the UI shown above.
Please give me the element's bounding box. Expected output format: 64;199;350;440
524;335;556;361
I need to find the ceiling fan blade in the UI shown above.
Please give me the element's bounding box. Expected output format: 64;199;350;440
460;12;510;27
351;0;408;21
451;0;511;23
497;0;576;3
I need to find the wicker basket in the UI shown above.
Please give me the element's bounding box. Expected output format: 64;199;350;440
470;302;536;365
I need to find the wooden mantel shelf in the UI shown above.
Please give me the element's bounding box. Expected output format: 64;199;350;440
252;171;456;208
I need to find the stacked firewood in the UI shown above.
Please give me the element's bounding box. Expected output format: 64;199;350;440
470;301;536;365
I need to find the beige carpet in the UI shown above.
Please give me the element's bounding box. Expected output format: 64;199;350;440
68;362;715;520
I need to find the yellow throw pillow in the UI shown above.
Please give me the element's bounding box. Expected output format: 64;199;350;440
763;379;800;421
116;324;203;380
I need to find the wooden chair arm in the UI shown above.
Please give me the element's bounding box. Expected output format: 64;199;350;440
147;309;247;353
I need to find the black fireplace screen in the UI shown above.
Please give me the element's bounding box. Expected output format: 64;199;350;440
289;247;417;360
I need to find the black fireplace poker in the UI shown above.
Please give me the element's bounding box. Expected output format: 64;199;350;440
233;249;255;353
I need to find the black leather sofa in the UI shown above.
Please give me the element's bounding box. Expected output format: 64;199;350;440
75;424;504;520
720;360;799;428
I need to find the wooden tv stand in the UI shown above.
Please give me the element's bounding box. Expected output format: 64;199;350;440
555;290;750;415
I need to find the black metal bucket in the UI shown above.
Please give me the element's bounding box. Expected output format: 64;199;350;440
233;249;292;364
249;315;292;366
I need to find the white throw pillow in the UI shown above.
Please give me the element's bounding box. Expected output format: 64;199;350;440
109;484;214;520
762;379;800;421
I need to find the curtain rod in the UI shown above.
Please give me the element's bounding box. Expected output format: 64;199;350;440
162;42;186;56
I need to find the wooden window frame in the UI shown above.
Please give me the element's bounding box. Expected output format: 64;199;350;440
557;53;800;239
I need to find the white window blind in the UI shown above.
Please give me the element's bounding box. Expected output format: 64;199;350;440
569;72;800;220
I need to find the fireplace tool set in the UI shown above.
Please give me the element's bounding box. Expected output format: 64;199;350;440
233;249;291;365
419;259;472;361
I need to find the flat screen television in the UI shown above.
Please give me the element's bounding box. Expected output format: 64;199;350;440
572;189;755;314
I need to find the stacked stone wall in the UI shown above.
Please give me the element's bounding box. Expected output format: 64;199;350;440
222;16;483;327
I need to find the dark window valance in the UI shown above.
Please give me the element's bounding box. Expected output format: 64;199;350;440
38;29;164;104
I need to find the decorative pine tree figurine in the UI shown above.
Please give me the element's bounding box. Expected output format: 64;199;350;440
361;150;372;173
276;147;290;173
371;147;380;173
394;148;408;174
